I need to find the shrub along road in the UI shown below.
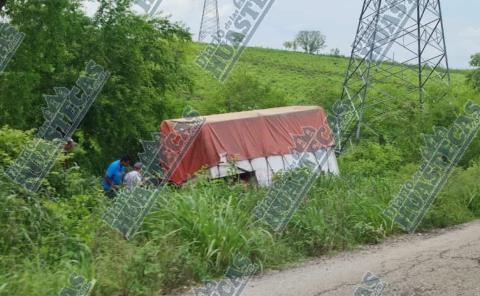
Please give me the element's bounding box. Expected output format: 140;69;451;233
187;221;480;296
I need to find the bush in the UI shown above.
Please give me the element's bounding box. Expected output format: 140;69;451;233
338;142;403;177
201;72;286;113
0;127;106;295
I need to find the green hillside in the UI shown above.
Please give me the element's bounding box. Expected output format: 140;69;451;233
183;44;477;113
186;45;348;107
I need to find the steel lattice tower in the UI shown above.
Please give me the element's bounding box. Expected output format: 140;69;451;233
198;0;220;42
332;0;450;152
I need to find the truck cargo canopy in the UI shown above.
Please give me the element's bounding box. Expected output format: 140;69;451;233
160;106;336;185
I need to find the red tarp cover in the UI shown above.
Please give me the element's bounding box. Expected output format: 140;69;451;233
160;106;335;184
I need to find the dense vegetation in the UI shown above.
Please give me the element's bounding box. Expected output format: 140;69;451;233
0;0;192;174
1;1;480;295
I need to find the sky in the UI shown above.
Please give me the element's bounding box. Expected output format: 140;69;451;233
84;0;480;69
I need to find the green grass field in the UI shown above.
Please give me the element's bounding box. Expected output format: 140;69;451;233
183;44;475;111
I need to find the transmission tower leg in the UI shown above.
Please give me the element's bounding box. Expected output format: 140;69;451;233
198;0;220;42
337;0;450;148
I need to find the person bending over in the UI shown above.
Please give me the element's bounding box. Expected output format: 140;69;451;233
101;155;131;198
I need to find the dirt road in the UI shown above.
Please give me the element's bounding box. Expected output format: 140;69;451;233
238;221;480;296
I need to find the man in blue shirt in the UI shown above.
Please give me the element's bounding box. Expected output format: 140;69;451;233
102;155;132;198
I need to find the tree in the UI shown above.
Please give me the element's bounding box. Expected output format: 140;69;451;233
330;48;340;56
292;40;298;51
294;30;326;54
229;32;245;46
283;41;292;51
0;0;193;172
467;53;480;92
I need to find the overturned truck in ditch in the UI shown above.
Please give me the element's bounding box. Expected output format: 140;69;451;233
159;106;339;186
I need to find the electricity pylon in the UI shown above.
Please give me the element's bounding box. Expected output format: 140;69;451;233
198;0;220;42
333;0;450;152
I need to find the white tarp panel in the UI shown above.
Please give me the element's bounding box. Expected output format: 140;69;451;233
267;155;284;173
283;154;297;169
327;149;340;175
315;149;328;172
304;152;317;168
218;163;229;178
209;166;220;178
250;157;271;186
236;160;254;173
208;148;340;186
314;149;328;173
